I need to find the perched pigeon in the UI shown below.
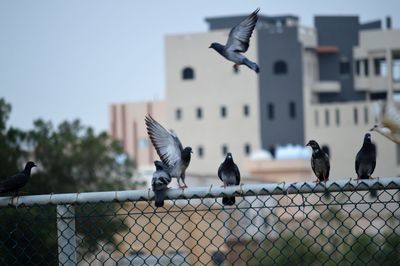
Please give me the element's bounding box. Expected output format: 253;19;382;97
306;140;330;183
0;161;36;196
218;153;240;206
145;115;192;188
151;161;172;208
355;133;377;197
209;8;260;73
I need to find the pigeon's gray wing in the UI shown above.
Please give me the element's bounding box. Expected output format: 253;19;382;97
225;8;259;53
234;164;241;185
145;115;183;167
355;150;361;175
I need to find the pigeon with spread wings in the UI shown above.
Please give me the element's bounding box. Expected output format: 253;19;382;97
209;8;260;73
145;115;192;188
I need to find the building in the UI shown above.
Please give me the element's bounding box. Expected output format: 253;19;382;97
110;12;400;183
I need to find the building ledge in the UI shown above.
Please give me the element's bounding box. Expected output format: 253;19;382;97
311;81;341;93
315;46;339;53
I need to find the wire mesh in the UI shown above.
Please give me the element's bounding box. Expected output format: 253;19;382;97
0;179;400;265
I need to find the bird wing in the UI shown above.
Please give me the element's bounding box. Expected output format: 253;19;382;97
0;173;24;193
382;101;400;133
225;8;259;53
324;153;330;179
145;115;183;167
370;143;377;174
234;163;241;185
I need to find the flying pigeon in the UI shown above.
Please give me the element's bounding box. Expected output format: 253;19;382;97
151;161;172;208
355;133;377;197
306;140;330;183
0;161;36;196
370;97;400;144
145;115;192;188
209;8;260;73
218;152;241;206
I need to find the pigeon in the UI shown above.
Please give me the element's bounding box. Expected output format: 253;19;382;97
151;161;172;208
355;133;377;197
370;97;400;144
218;153;240;206
145;115;192;188
0;161;36;196
209;8;260;73
306;140;330;183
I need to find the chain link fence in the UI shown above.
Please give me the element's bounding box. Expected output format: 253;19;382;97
0;178;399;265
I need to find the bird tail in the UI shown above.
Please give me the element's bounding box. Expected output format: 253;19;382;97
222;196;235;206
243;58;260;73
369;188;377;198
154;189;166;208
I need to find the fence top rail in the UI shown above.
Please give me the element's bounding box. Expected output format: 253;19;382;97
0;177;399;207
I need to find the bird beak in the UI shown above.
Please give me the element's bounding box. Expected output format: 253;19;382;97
306;143;310;147
33;163;37;167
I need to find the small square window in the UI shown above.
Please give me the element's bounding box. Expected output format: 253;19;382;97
197;146;204;158
243;105;250;117
339;61;350;75
267;103;274;120
196;107;203;119
176;108;182;120
222;145;228;156
220;106;227;118
244;143;251;156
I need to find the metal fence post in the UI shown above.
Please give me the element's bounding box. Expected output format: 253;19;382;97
57;204;77;266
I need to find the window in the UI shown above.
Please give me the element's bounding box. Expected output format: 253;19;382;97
289;101;296;119
335;109;340;126
393;54;400;81
243;105;250;117
355;60;361;76
244;143;251;156
273;60;288;75
325;109;330;126
374;58;386;76
315;110;319;126
197;146;204;158
364;107;369;124
196;107;203;119
182;67;194;80
363;59;369;76
267;103;275;120
354;107;358;125
220;106;227;118
339;60;350;75
175;108;182;120
222;145;228;156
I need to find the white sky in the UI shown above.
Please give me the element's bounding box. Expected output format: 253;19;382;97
1;0;399;132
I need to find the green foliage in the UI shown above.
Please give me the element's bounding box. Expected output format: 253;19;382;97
0;98;135;264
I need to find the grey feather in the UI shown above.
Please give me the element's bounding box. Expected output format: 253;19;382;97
218;153;240;206
145;115;192;188
152;161;172;207
355;133;377;197
209;8;260;73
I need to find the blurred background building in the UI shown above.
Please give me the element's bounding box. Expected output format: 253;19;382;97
110;12;400;186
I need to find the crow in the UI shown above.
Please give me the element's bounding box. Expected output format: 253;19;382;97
0;161;36;196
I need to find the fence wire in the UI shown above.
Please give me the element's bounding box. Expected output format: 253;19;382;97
0;178;400;265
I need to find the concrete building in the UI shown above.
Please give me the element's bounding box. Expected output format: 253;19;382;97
110;12;400;183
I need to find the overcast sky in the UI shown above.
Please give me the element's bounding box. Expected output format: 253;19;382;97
1;0;399;132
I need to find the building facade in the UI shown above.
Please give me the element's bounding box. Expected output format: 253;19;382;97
110;13;400;181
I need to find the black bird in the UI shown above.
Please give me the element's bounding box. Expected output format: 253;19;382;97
145;115;192;188
306;140;330;183
209;8;260;73
218;153;241;206
0;161;36;196
152;161;172;208
356;133;377;197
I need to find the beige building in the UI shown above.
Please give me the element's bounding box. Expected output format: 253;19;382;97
110;14;400;185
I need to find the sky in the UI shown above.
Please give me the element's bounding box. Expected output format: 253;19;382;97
1;0;399;133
